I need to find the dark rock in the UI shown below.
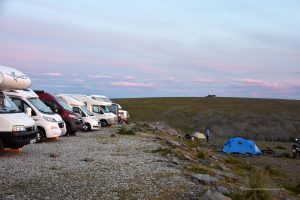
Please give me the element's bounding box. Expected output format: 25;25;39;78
82;157;94;162
49;153;60;158
111;134;116;137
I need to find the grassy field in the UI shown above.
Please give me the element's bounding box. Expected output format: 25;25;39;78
114;97;300;141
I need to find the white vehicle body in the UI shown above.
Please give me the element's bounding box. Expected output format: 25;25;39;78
5;89;66;141
57;94;100;131
63;94;117;126
119;110;130;122
0;65;37;149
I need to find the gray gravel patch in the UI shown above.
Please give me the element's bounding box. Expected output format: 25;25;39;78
0;127;203;200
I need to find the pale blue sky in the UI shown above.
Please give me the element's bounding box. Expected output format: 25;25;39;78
0;0;299;99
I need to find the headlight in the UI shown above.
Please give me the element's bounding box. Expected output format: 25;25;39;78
68;114;78;119
43;116;57;122
12;125;26;132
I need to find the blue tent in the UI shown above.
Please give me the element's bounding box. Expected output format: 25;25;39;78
222;137;261;155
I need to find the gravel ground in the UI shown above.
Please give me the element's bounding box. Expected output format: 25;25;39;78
0;126;203;200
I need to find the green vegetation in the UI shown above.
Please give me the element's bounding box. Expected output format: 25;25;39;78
186;165;215;176
285;183;300;195
151;148;172;156
246;170;270;200
117;127;135;135
113;97;300;140
264;165;280;176
224;156;252;173
197;151;207;159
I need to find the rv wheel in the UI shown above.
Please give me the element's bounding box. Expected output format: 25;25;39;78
0;139;4;150
86;124;91;131
36;128;45;143
101;120;108;127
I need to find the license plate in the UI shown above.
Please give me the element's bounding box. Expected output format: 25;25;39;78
30;139;36;144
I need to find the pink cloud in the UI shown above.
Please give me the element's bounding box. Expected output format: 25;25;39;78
111;81;156;88
236;79;281;89
40;72;62;76
192;78;215;83
88;75;113;78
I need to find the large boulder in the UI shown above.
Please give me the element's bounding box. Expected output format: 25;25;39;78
191;174;218;185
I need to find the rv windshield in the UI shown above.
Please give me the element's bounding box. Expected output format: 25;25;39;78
0;93;21;113
81;106;93;116
28;98;53;114
56;97;73;112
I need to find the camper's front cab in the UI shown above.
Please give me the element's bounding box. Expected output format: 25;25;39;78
0;92;37;149
0;65;38;149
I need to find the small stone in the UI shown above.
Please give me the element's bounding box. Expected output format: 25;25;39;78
49;153;60;158
216;186;230;195
171;157;180;165
166;140;181;147
219;163;230;171
156;136;163;140
191;174;218;185
82;157;94;162
111;134;116;137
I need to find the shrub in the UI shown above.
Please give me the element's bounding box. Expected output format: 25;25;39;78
197;151;207;159
246;170;270;200
117;127;135;135
264;165;280;176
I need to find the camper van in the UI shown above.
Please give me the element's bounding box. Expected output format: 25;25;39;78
65;94;117;127
57;94;100;131
0;65;37;149
35;91;85;135
5;89;66;142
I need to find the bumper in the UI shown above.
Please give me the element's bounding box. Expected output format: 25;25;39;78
44;121;66;137
69;119;85;132
0;130;37;149
91;122;101;130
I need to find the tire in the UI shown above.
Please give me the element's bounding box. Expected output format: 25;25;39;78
86;123;91;131
101;120;108;127
70;131;77;136
0;139;4;150
36;128;45;143
65;123;71;136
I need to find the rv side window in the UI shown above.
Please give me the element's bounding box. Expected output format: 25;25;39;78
11;98;36;116
92;105;99;113
93;105;104;114
73;107;86;117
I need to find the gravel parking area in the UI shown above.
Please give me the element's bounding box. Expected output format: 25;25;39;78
0;126;202;200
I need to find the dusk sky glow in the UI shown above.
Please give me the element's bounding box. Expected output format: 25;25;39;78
0;0;300;99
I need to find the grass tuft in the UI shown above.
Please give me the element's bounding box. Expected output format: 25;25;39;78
186;165;215;176
151;148;172;156
246;170;270;200
285;183;300;195
117;127;135;135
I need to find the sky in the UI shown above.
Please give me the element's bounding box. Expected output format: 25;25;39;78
0;0;300;99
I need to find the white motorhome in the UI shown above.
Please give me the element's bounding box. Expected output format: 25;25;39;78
0;65;37;149
57;94;100;131
5;89;66;143
65;94;117;127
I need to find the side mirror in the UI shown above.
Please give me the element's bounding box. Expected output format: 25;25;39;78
100;110;104;114
25;107;32;116
55;108;60;113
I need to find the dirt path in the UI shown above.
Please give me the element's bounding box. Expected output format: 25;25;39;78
0;127;202;200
